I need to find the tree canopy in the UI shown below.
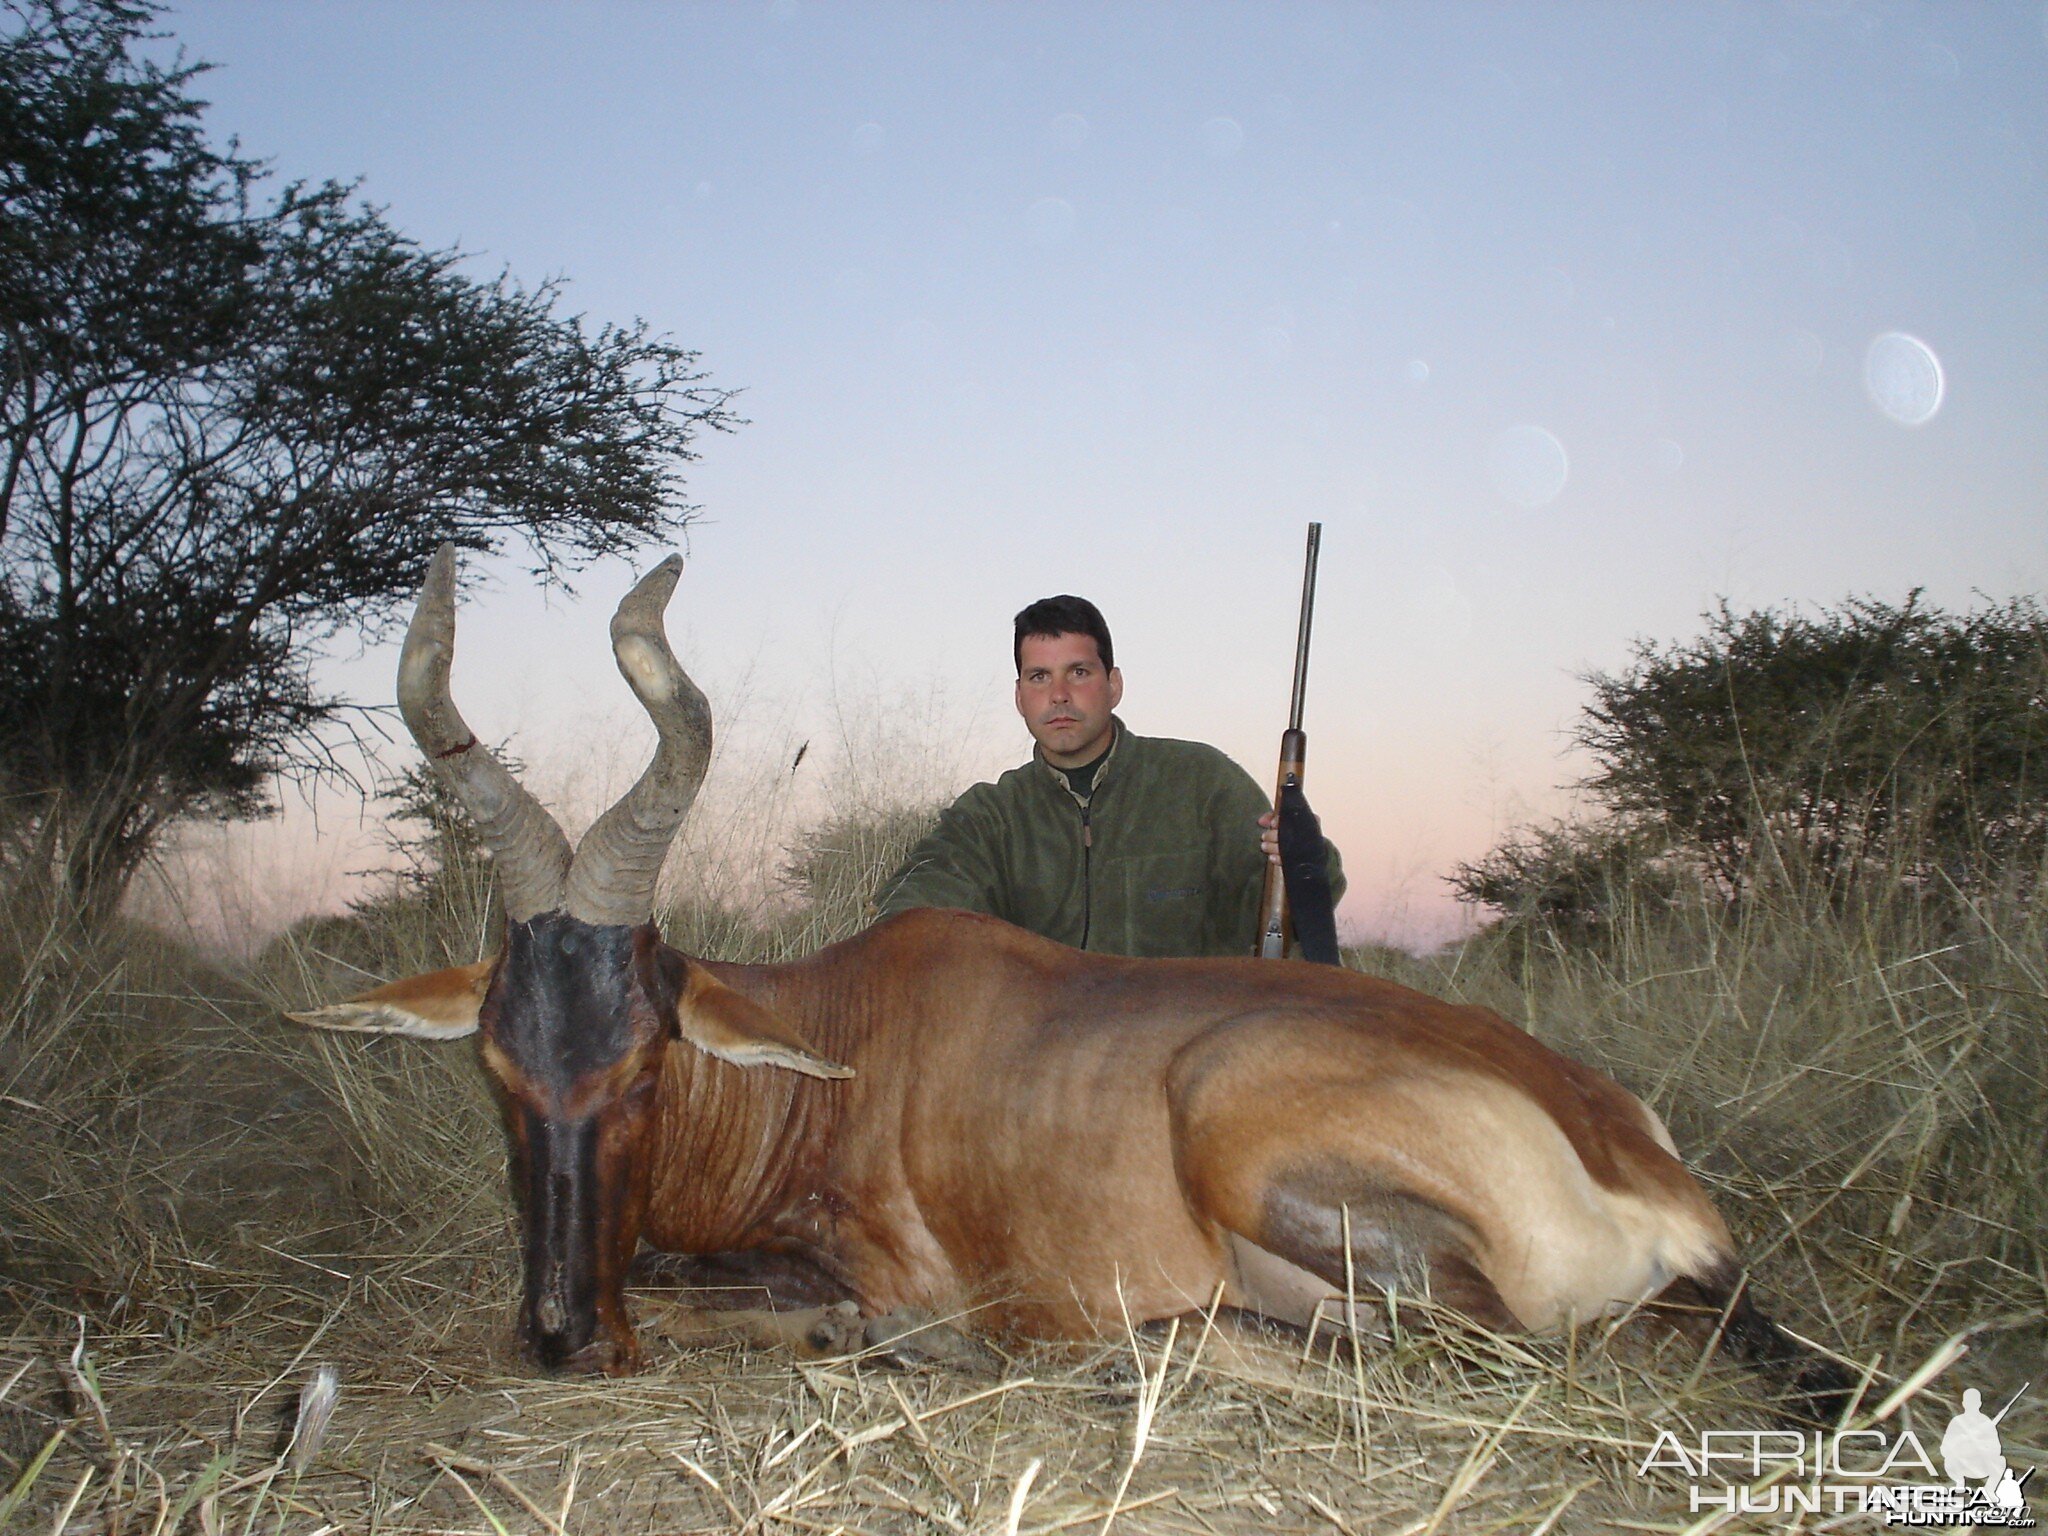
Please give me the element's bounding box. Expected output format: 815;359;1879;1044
1453;593;2048;935
0;0;738;912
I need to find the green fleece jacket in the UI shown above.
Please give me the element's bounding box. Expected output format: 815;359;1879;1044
874;721;1345;958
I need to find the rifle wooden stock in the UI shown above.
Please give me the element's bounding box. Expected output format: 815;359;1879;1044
1256;728;1306;958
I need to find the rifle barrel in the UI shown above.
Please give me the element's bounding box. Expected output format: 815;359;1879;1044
1288;523;1322;731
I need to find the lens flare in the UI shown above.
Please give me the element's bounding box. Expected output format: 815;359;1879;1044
1864;332;1944;426
1487;424;1570;509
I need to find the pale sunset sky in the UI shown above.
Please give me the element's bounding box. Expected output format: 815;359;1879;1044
153;2;2046;948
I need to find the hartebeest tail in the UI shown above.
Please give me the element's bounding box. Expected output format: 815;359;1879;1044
1669;1261;1856;1425
293;546;1851;1423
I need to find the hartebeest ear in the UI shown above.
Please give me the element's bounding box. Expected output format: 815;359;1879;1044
286;960;496;1041
672;964;854;1081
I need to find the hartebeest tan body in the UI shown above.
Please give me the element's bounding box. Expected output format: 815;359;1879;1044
672;917;1725;1338
297;548;1845;1417
343;912;1725;1340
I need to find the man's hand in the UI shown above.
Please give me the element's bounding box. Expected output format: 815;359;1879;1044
1258;808;1281;865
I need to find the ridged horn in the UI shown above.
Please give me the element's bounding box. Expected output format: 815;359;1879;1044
562;556;710;927
397;544;572;922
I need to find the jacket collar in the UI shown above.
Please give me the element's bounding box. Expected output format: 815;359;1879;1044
1037;716;1125;807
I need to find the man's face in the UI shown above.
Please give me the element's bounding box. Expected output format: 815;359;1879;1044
1016;631;1123;769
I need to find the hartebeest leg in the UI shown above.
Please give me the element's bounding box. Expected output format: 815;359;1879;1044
630;1244;863;1355
1218;1165;1523;1334
859;1311;996;1370
1167;1020;1531;1334
627;1248;990;1368
1167;1012;1727;1335
629;1243;859;1310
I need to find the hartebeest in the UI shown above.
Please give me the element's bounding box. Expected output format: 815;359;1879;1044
294;547;1847;1416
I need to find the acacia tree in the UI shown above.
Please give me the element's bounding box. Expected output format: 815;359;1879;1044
1452;594;2048;934
1575;594;2048;896
0;0;738;914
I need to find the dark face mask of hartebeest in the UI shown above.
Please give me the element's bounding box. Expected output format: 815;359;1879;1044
489;915;665;1373
290;547;849;1375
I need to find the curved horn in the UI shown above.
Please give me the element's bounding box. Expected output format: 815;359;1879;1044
562;556;710;926
397;544;572;922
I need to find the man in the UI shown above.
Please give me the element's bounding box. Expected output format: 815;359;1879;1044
874;595;1343;958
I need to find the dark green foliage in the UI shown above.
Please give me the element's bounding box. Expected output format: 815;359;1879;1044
342;757;504;935
781;803;944;925
1456;593;2048;935
1580;593;2048;896
0;0;738;915
1447;819;1684;946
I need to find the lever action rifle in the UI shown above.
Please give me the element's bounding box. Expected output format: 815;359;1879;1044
1255;523;1341;964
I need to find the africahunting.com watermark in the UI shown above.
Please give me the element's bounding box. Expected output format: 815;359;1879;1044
1638;1386;2034;1525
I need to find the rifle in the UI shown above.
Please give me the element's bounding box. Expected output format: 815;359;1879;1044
1256;523;1340;964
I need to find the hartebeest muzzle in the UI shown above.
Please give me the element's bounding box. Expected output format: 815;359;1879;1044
516;1110;608;1370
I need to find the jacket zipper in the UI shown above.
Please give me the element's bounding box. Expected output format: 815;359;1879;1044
1079;803;1093;951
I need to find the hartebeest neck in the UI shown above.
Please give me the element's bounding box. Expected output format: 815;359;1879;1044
640;960;847;1253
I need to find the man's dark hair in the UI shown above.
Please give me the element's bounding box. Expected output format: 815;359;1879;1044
1014;595;1114;674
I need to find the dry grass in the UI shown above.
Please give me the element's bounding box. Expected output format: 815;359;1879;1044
1;802;2042;1534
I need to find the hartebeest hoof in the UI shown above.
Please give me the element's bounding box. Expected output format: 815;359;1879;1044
802;1301;866;1356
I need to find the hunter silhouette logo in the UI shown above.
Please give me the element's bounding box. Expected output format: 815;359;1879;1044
1639;1383;2034;1525
1944;1389;2033;1521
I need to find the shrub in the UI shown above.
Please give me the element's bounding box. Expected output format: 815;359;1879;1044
1458;593;2048;939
